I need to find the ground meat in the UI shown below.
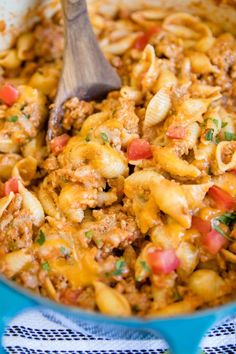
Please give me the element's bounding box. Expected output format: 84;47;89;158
155;33;184;59
115;98;139;135
221;141;236;164
91;205;141;250
208;33;236;72
115;278;151;314
0;194;34;252
60;286;96;310
57;165;106;189
20;271;39;289
62;97;94;131
34;19;64;62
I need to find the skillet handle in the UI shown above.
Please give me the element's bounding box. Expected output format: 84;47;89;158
148;314;218;354
0;281;37;354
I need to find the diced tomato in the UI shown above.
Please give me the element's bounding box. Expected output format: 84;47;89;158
166;126;186;139
202;229;226;255
133;33;147;51
230;169;236;176
3;178;18;196
127;138;153;160
133;26;161;51
50;134;70;154
0;83;19;106
208;185;236;211
191;216;211;236
147;249;180;275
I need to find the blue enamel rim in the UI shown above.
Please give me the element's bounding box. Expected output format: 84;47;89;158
1;274;236;354
1;274;236;326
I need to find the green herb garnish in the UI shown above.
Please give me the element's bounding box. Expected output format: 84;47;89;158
211;219;226;237
60;246;69;256
41;261;50;271
211;219;235;242
140;260;151;272
85;135;90;142
101;132;109;142
205;129;214;141
222;121;228;128
212;119;219;128
8;115;18;122
24;113;30;119
224;132;236;141
215;137;221;144
85;230;93;240
37;230;46;245
217;212;236;227
172;288;183;301
95;239;102;247
113;257;126;276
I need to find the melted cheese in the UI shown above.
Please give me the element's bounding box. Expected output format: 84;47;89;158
50;249;99;288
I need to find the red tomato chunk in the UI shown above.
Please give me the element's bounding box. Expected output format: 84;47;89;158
133;26;161;51
0;83;19;106
208;186;236;211
191;216;211;236
128;138;153;160
166;126;186;139
147;249;180;275
202;229;226;255
50;134;70;154
3;178;19;196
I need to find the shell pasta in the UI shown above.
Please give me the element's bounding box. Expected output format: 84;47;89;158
0;1;236;317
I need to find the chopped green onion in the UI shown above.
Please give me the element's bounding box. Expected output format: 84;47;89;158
224;132;236;141
84;230;93;240
101;132;109;142
205;129;214;141
221;121;228;128
140;260;150;272
95;239;102;247
212;119;219;128
113;257;126;276
37;230;46;245
24;113;30;119
8;115;18;122
172;288;183;301
41;261;50;271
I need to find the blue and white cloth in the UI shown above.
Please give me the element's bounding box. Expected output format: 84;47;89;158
3;309;236;354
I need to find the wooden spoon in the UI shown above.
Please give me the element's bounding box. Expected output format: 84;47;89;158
47;0;121;140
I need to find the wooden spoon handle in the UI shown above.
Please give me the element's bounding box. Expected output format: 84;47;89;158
47;0;121;141
61;0;87;23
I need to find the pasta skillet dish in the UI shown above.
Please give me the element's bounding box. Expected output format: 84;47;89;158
0;1;236;317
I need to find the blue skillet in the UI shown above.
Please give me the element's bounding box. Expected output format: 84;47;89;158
1;1;236;353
